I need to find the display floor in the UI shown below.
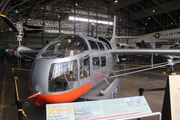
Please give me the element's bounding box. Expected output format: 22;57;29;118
0;59;176;120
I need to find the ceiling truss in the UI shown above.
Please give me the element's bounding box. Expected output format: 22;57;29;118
0;0;180;38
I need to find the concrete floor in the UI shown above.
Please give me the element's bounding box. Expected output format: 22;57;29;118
0;58;174;120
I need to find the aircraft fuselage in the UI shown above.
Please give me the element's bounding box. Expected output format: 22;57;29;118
29;34;116;106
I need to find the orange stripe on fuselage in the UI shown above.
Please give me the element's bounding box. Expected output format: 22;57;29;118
34;83;91;106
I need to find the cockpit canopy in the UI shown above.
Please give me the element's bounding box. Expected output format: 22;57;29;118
39;35;88;58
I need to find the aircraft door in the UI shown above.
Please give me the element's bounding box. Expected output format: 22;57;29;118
91;55;107;87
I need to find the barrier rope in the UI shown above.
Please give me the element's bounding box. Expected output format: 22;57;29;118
14;76;19;100
18;109;27;117
13;68;30;72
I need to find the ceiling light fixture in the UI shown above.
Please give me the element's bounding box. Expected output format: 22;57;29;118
75;3;78;6
14;9;18;13
68;39;72;43
152;9;155;13
115;0;118;3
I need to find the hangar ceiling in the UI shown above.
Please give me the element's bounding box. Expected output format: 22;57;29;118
0;0;180;37
113;0;180;33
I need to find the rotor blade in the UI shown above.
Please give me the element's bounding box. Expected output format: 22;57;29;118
0;14;19;33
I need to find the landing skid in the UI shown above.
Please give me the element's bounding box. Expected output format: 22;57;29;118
75;78;121;102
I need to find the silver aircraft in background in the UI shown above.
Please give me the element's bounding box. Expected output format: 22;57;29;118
1;14;180;106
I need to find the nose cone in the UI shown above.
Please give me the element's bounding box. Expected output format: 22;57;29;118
30;59;52;94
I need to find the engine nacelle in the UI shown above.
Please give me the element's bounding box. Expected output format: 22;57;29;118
13;46;32;59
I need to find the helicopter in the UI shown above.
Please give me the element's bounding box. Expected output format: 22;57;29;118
1;14;180;106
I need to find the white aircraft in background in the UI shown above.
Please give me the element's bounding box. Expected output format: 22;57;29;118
124;28;180;44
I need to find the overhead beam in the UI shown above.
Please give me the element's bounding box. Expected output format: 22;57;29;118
122;7;152;33
129;0;180;21
152;0;179;28
134;3;162;29
109;0;141;13
27;0;38;17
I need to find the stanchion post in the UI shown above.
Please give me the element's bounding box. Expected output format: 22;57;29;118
139;88;144;96
11;66;14;83
137;88;144;120
11;67;17;106
11;67;27;119
14;76;22;120
14;75;27;120
17;100;23;120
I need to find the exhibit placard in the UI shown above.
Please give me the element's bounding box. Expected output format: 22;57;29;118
46;96;152;120
169;75;180;120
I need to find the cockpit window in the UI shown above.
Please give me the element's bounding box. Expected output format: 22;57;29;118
97;42;104;50
70;39;81;47
88;40;98;50
66;36;88;51
105;44;110;50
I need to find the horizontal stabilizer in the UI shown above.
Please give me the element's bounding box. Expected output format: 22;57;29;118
114;36;139;39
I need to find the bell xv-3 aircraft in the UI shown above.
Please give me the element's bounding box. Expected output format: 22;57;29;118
1;14;180;106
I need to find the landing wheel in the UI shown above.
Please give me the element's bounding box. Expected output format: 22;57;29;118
165;67;173;74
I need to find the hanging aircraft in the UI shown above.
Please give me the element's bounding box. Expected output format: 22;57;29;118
2;13;180;106
23;22;44;33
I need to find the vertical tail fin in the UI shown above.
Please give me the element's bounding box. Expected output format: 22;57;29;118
110;15;117;49
110;15;139;49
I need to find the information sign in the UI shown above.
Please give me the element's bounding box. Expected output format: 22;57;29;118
46;96;152;120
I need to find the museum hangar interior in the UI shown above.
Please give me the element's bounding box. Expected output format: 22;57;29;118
0;0;180;120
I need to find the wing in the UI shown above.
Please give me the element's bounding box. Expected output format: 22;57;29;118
110;49;180;56
108;49;180;78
